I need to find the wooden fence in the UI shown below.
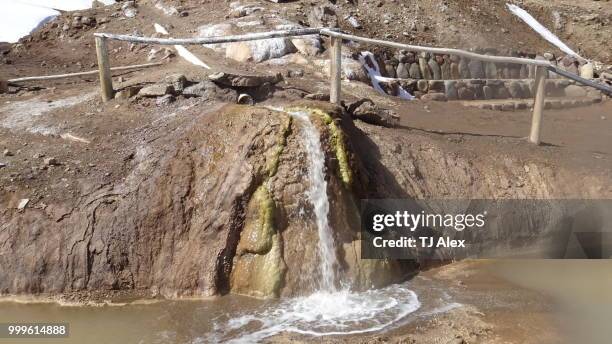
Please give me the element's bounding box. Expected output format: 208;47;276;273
93;28;611;145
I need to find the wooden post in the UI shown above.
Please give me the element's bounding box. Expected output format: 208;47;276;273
329;37;342;105
529;66;547;145
95;36;113;101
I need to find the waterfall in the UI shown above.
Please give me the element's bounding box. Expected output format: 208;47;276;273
205;107;426;343
290;110;338;291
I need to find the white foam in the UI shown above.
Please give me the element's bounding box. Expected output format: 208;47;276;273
202;284;421;343
506;3;584;60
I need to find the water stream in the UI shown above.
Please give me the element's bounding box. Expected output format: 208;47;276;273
198;109;425;343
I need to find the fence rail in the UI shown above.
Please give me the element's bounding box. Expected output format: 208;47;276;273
93;27;610;145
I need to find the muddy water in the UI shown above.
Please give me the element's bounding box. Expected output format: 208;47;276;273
490;260;612;344
0;276;458;344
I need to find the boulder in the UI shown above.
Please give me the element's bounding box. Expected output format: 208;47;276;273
417;80;429;92
564;85;587;97
385;61;397;78
450;63;460;79
418;53;432;80
308;5;338;28
396;63;409;79
348;99;399;127
441;57;451;79
458;87;475;100
428;80;445;93
496;87;511;99
209;72;283;87
468;60;485;79
579;63;594;79
138;84;174;97
291;36;322;56
458;59;470;79
428;59;441;80
114;86;141;100
408;63;422;79
507;81;524;98
483;85;494;100
164;74;187;94
182;81;238;102
444;80;458;100
485;62;498;79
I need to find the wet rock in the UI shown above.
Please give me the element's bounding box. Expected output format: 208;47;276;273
182;81;238;102
138;84;174;97
209;72;283;87
348;99;399;127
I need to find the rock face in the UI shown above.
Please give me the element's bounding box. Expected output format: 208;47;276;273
0;103;404;300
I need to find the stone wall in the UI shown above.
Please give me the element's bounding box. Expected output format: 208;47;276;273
377;50;590;81
378;78;603;102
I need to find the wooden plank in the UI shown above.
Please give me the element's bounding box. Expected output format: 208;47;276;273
529;66;547;145
95;36;114;102
329;37;342;105
320;29;552;67
94;28;325;46
8;62;162;83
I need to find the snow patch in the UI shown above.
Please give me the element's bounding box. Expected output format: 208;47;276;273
154;23;211;69
358;51;415;100
506;3;584;60
0;0;115;43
